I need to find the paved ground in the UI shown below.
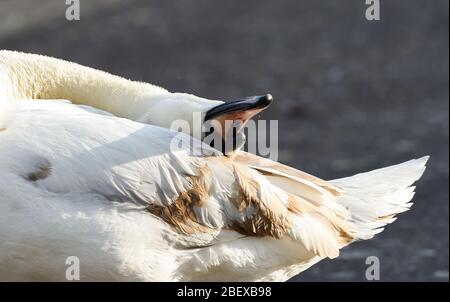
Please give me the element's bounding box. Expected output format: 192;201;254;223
0;0;448;281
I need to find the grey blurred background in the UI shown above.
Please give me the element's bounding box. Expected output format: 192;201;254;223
0;0;448;281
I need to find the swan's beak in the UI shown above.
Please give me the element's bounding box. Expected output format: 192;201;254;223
204;94;273;154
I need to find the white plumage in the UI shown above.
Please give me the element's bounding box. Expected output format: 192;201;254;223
0;51;429;281
0;50;222;141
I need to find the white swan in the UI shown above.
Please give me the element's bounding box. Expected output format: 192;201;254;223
0;98;428;281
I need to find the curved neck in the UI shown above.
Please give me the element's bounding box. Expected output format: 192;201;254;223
0;50;169;119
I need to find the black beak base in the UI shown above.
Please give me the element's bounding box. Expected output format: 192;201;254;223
204;94;273;121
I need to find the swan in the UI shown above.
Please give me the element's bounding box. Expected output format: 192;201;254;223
0;50;429;281
0;98;428;281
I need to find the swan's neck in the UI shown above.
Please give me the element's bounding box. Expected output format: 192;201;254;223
0;50;169;119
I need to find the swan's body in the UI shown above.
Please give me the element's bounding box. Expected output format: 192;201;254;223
0;100;427;281
0;50;428;281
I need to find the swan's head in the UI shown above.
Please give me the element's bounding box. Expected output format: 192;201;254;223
139;93;273;155
203;94;273;154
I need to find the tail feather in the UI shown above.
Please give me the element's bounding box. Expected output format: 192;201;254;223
330;156;429;241
242;155;428;259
